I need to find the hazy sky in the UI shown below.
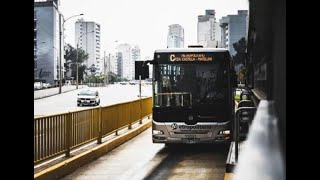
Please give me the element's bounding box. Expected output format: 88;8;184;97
59;0;248;59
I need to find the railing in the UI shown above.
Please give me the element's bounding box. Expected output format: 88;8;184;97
34;97;152;164
232;101;285;180
234;106;256;162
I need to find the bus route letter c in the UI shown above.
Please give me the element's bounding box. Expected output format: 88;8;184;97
170;54;176;61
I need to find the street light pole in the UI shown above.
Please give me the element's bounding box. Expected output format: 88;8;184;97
76;43;79;89
59;13;84;94
59;14;62;93
106;53;111;85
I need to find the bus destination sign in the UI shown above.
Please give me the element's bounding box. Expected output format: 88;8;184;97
169;53;213;62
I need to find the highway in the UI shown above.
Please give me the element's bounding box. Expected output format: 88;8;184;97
34;84;152;117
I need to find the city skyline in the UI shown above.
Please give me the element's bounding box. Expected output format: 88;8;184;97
59;0;248;58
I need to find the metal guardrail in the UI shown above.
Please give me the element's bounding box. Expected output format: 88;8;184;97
237;100;253;108
34;97;152;164
232;101;285;180
234;106;256;162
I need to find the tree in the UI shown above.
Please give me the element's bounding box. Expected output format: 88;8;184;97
108;72;118;83
232;37;247;84
232;37;247;65
88;64;97;76
239;66;247;84
64;44;89;82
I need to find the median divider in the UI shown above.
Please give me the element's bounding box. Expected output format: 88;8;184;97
34;97;153;179
34;85;87;100
34;117;152;180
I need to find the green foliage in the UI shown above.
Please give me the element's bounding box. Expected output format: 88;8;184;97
85;75;105;83
239;66;247;81
232;37;247;65
64;44;89;81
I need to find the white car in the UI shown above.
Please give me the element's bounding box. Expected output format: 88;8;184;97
42;83;51;88
34;82;43;90
77;89;100;106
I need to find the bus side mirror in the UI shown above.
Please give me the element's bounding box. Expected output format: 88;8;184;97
135;61;149;80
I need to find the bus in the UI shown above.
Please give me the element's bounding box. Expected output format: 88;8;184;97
136;47;237;144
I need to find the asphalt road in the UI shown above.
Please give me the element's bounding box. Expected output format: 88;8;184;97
34;84;152;117
61;128;229;180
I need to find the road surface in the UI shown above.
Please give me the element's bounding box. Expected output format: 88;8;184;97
34;84;152;117
62;128;229;180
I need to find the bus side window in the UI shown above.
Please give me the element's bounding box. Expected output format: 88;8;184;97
155;65;160;81
229;60;237;88
223;72;228;88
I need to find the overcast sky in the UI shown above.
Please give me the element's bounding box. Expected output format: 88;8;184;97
59;0;248;59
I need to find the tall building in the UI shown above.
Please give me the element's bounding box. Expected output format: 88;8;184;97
197;10;222;48
75;19;102;75
167;24;184;48
108;54;117;75
131;45;141;62
34;0;65;84
116;52;123;79
220;10;248;56
115;44;141;80
214;22;222;48
117;44;132;80
131;45;141;79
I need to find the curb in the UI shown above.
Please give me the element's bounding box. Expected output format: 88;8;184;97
34;120;152;180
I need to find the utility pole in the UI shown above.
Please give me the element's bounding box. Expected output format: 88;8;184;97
139;75;142;124
104;51;106;86
59;14;62;93
107;53;111;85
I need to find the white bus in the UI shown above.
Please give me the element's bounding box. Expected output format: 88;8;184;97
148;48;237;144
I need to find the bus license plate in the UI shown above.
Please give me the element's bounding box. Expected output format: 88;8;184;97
182;138;199;144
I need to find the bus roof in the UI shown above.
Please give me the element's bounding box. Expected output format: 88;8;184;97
155;48;229;53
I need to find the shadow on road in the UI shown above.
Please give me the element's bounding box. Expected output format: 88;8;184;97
143;143;230;180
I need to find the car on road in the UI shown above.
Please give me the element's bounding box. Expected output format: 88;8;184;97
42;83;51;88
77;89;100;106
119;81;128;85
34;82;43;90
